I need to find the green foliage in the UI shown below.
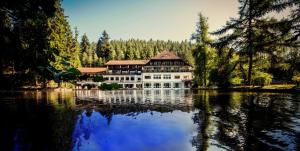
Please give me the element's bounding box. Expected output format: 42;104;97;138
292;74;300;87
252;72;273;86
230;77;243;85
80;33;90;53
209;48;239;88
192;13;217;87
83;84;94;90
99;83;121;90
96;30;111;59
212;0;298;85
93;75;104;82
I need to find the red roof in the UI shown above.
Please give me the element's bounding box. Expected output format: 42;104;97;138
105;60;149;65
151;51;181;60
78;67;107;73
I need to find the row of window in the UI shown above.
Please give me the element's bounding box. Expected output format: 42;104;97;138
144;83;181;88
106;76;142;82
144;75;188;80
149;61;185;66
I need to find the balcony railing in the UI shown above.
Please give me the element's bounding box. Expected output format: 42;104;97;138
143;69;192;73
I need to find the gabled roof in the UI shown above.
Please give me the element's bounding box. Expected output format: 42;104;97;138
151;50;181;60
78;67;107;73
105;60;149;65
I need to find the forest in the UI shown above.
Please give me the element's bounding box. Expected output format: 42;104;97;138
0;0;299;89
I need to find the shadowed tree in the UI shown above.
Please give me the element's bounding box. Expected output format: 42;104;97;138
212;0;295;85
96;30;111;60
192;13;216;87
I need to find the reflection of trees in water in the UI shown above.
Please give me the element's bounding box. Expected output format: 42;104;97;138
0;91;77;151
192;90;212;151
241;93;300;151
192;91;300;151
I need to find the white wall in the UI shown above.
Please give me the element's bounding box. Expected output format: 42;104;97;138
142;72;193;89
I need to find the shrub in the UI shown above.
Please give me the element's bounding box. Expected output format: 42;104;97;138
99;83;121;90
292;75;300;87
230;77;243;85
83;84;93;90
252;72;273;86
93;75;104;82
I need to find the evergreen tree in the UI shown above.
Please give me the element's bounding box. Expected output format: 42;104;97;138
93;53;99;66
81;52;88;66
96;30;111;59
109;48;117;60
80;33;90;53
192;13;215;86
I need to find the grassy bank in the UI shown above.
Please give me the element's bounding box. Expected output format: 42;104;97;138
196;84;300;93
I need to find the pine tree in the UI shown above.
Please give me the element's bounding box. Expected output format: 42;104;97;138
80;33;90;53
96;30;111;59
81;52;88;67
93;53;99;66
212;0;294;85
109;48;116;60
192;13;215;86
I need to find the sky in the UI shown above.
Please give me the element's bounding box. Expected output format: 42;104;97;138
61;0;239;42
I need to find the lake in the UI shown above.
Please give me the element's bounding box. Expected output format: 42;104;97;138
0;90;299;151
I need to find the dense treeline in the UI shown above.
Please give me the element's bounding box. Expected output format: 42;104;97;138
79;32;195;67
193;0;300;88
0;0;299;88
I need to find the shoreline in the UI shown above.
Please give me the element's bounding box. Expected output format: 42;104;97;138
0;87;299;93
192;87;300;93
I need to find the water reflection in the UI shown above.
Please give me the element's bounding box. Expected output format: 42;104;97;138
73;90;198;151
0;90;299;151
193;91;300;151
72;110;198;151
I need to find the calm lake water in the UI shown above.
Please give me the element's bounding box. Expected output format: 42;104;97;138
0;90;299;151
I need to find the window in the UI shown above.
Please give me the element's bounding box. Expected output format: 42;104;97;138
144;83;151;88
154;83;161;88
174;75;180;79
163;74;171;79
116;77;119;81
163;83;171;88
110;77;114;81
121;77;124;81
174;83;180;88
153;75;161;79
144;76;151;79
126;77;130;81
184;75;189;79
131;77;135;81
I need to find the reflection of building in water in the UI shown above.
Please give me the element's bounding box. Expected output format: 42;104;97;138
75;90;193;106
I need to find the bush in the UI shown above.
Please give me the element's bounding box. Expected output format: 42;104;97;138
99;83;121;90
93;75;104;82
252;72;273;86
292;75;300;87
83;84;94;90
230;77;243;85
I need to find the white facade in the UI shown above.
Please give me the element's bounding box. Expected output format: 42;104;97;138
102;74;143;88
142;72;193;89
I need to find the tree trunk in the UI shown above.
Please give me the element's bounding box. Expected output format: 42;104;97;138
247;0;254;86
248;53;253;85
42;77;47;89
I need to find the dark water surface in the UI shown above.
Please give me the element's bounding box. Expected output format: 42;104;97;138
0;90;299;151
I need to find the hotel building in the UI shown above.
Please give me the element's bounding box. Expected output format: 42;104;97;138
78;51;193;89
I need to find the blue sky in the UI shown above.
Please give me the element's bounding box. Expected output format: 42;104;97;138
62;0;240;42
